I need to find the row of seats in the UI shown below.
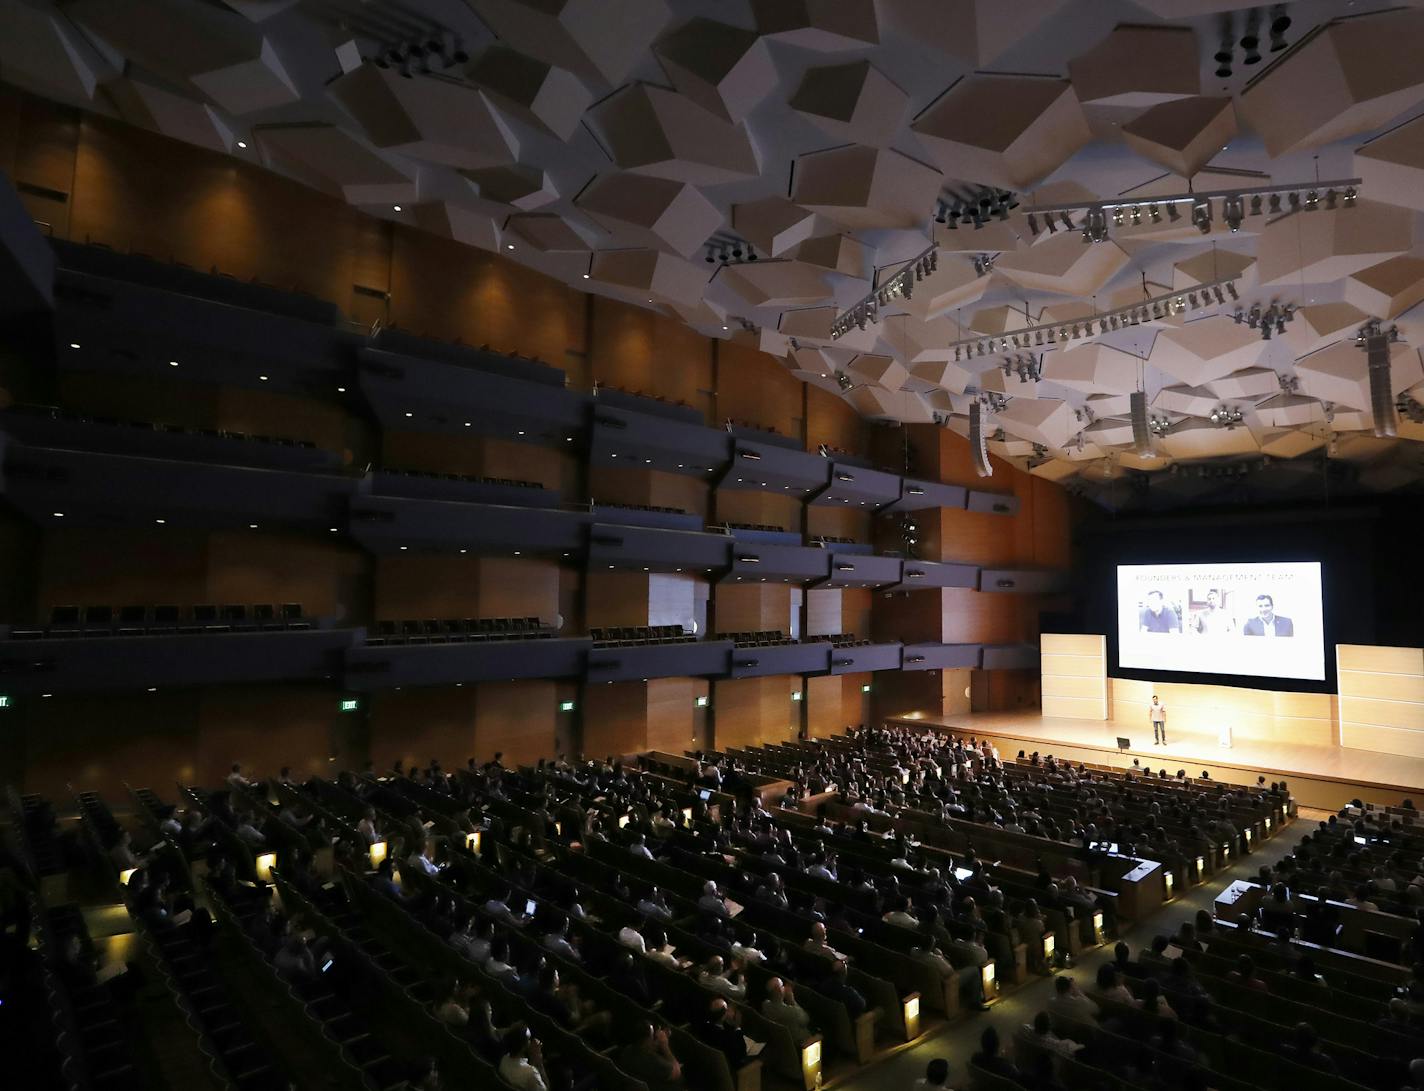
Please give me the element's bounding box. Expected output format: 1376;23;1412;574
368;616;552;646
589;624;694;647
591;500;690;516
714;522;787;534
809;535;857;546
7;603;311;639
715;630;800;647
381;467;544;490
7;403;322;450
828;634;874;647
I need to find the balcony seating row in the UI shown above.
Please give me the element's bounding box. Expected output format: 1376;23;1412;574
10;602;311;638
716;630;807;647
380;467;544;491
367;616;552;646
589;624;695;647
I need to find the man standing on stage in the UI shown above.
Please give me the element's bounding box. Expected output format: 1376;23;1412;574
1149;696;1167;745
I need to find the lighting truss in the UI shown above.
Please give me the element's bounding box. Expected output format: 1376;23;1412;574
1207;405;1245;428
947;275;1240;361
1021;178;1361;242
1232;299;1296;340
830;244;939;339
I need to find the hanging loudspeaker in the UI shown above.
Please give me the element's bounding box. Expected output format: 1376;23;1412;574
1130;390;1152;455
969;401;992;478
1366;335;1397;438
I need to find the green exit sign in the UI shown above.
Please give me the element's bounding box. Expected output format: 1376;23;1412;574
0;695;10;709
559;700;576;712
695;696;709;708
340;698;360;712
861;684;872;693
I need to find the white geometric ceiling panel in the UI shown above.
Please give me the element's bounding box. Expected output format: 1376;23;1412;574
719;260;834;308
881;0;1065;67
1121;97;1238;182
1210;367;1283;401
752;0;879;51
653;17;777;124
467;47;592;142
1157;419;1260;459
792;144;942;230
1043;343;1140;394
1295;340;1423;412
589;84;761;186
1148;318;1268;387
575;173;722;259
109;79;234;152
1067;25;1199;108
256;124;418;205
0;0;100;102
1344;256;1424;321
469;0;672;88
1255;200;1414;287
1153;384;1220;418
789;61;908;147
993;398;1077;449
992;234;1129;296
731;198;817;258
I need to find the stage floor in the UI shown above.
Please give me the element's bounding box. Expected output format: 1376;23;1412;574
887;711;1424;809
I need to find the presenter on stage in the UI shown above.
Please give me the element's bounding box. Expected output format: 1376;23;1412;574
1149;696;1167;745
1242;593;1292;637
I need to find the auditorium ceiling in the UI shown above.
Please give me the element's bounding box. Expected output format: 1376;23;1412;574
7;0;1424;505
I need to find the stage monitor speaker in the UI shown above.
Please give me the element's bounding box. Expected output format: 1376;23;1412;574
1116;736;1130;752
1129;390;1151;454
969;401;992;477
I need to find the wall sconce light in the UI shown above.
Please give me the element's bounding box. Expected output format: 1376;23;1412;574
1196;856;1205;877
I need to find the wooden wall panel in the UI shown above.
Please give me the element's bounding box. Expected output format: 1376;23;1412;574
713;489;801;531
38;529;210;612
806;505;870;541
1040;633;1107;720
871;587;944;645
10;95;78;237
0;510;39;622
843;673;872;728
712;676;799;749
941;587;1031;645
216;386;348;453
56;372;223;430
646;678;703;754
586;571;654;628
581;681;648;759
207;533;366;622
713;584;792;634
805;589;842;637
804;673;843;738
589;298;713;415
478;558;560;622
841;588;872;637
196;684;333;787
1107;676;1336;747
805;385;869;457
1339;644;1424;755
369;687;477;772
717;341;802;439
375;556;482;620
475;680;556;766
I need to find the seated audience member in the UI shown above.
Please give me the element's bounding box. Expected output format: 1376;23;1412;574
1280;1021;1335;1073
1046;974;1099;1024
1226;954;1268;993
608;951;654;1008
498;1028;550;1091
693;999;748;1067
697;955;747;1002
698;881;730;918
805;921;846;961
435;980;472;1026
969;1026;1022;1083
1015;1010;1083;1059
1025;1051;1068;1091
760;977;812;1042
273;934;316;983
1139;978;1177;1021
636;887;674;921
1095;963;1139;1007
616;1023;683;1091
913;1058;954;1091
818;958;867;1018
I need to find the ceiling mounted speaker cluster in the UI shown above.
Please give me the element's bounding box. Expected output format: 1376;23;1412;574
969;401;992;478
1130;391;1152;455
1365;336;1397;439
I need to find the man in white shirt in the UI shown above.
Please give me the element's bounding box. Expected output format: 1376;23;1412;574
1046;974;1099;1024
636;888;673;920
698;881;730;918
1015;1011;1084;1059
804;922;845;962
1150;696;1167;745
698;956;747;1001
407;844;440;877
760;977;812;1042
226;763;254;791
628;834;655;860
498;1029;550;1091
618;923;647;953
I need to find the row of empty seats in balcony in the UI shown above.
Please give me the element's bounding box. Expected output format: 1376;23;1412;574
589;624;696;647
5;602;311;639
366;616;552;645
591;499;690;516
810;535;858;546
378;466;544;490
828;633;874;647
716;629;804;647
714;521;787;534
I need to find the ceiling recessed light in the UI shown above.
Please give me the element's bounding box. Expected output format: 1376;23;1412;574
52;512;64;517
147;687;157;693
581;273;590;279
393;205;402;212
329;527;338;532
69;343;80;349
169;360;179;367
399;546;408;551
723;326;729;331
259;375;269;381
506;243;515;250
460;548;468;553
337;386;346;393
513;550;521;556
42;693;51;698
517;430;525;435
404;411;413;417
464;421;471;427
236;140;247;149
248;523;258;529
155;518;166;524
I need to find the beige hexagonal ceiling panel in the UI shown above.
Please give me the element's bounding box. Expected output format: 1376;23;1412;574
992;234;1129;297
993;398;1078;448
789;61;908;147
506;214;589;253
795;235;871;278
0;0;100;102
589;84;761;186
719;260;834;308
590;249;710;307
1281;302;1370;357
1210;367;1283;401
413;203;502;251
1153;384;1220;418
911;75;1091;190
463;164;558;211
1157;419;1260;459
467;47;592;141
1254;393;1326;428
909;361;973;394
575;174;722;260
846;386;933;422
1255;200;1414;287
881;0;1066;67
1043;342;1141;394
1356;114;1424;214
1068;25;1199;107
1148;318;1268;387
1121;97;1238;178
654;18;778;124
731;198;817;258
792;144;941;230
1085;417;1135;447
257;123;418;205
469;0;671;88
330;64;518;171
1238;8;1424;157
1295;340;1423;411
1344;256;1424;320
109;79;234;152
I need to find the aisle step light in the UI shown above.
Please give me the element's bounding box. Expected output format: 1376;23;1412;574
981;960;997;999
255;852;277;882
369;840;388;869
464;830;482;854
1265;816;1273;832
1042;932;1056;963
1196;855;1206;878
902;993;921;1039
1244;828;1253;846
800;1038;822;1090
119;868;137;887
1164;870;1174;899
1092;910;1105;942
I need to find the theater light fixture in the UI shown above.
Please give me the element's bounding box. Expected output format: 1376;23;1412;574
830;244;939;339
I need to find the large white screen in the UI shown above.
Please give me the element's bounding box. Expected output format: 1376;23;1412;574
1116;562;1325;681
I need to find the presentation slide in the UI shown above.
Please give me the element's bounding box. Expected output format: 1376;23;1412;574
1116;561;1325;681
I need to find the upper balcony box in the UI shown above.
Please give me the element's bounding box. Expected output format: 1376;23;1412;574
818;552;903;589
722;441;831;497
586;639;734;683
978;569;1071;593
358;348;585;441
345;636;590;690
900;643;982;670
729;640;832;679
588;404;730;477
882;478;968;512
0;629;354;693
966;489;1021;516
370;470;559;509
890;560;980;591
827;642;903;674
812;462;900;510
0;444;356;529
349;496;587;554
981;643;1040;669
723;543;831;584
587;523;730;573
55;270;346;396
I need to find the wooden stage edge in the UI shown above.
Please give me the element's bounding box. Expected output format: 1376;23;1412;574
885;711;1424;811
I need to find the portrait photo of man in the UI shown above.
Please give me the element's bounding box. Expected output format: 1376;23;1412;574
1190;588;1235;636
1138;589;1180;633
1242;593;1293;637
